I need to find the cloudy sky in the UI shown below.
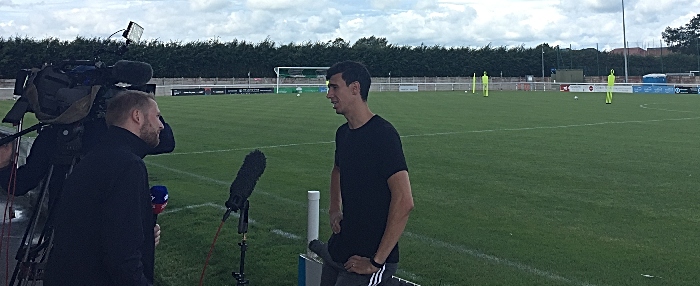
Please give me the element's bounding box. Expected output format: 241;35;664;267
0;0;697;51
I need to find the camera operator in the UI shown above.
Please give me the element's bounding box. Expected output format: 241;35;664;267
44;90;164;286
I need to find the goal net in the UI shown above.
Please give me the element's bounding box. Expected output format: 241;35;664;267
274;67;329;94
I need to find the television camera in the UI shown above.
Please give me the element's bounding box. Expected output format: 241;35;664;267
5;21;152;129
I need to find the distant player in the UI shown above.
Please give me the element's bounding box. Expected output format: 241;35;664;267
606;69;615;104
482;71;489;97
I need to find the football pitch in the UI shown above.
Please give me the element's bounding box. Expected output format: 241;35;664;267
4;90;700;285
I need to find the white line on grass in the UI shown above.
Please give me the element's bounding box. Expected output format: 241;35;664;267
148;163;599;286
402;116;700;138
162;202;222;214
158;201;306;239
157;141;335;156
146;162;306;209
402;232;599;286
639;103;696;113
271;229;302;240
156;117;700;156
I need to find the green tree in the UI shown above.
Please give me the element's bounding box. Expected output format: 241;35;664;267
352;36;389;49
662;14;700;55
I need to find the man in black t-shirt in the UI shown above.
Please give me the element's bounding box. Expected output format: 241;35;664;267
317;60;414;286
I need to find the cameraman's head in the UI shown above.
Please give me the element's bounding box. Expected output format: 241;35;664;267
105;90;163;147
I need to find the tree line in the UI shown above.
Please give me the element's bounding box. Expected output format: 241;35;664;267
1;35;699;79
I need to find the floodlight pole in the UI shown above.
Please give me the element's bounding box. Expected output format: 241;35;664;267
660;39;664;73
569;44;573;69
541;45;545;81
540;44;547;90
622;0;629;83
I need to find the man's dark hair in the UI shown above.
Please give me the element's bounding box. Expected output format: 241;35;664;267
326;61;372;101
105;90;156;127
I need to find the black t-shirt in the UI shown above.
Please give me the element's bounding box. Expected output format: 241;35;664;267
328;115;408;264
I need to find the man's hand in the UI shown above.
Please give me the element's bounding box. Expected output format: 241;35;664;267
344;255;379;274
329;211;342;234
154;224;161;247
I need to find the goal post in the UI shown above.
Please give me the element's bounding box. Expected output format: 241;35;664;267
274;67;329;94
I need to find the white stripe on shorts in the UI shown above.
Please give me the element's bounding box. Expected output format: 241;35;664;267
368;265;386;286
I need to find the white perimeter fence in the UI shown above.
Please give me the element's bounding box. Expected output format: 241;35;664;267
2;80;699;98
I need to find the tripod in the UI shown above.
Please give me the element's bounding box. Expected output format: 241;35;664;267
232;200;250;285
2;121;84;285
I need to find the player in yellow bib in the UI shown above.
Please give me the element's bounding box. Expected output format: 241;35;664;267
606;69;615;104
482;71;489;97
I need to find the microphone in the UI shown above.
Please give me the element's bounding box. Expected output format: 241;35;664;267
225;150;266;214
151;185;169;223
111;60;153;86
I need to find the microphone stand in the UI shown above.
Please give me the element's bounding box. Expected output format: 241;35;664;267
232;200;250;285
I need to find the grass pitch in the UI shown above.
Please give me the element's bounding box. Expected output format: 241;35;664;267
3;90;700;285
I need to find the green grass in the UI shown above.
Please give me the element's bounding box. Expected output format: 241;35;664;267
3;90;700;285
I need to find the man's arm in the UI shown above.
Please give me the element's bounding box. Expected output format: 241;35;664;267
329;165;342;234
374;170;414;263
0;128;55;195
346;170;414;274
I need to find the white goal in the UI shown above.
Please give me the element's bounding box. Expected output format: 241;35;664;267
273;67;329;94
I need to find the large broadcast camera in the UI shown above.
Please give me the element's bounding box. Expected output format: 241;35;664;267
6;21;153;128
0;21;161;285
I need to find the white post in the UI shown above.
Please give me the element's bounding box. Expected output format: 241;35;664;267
274;67;279;93
388;72;391;92
307;191;320;257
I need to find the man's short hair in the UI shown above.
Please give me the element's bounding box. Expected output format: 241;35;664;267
105;90;156;127
326;61;372;101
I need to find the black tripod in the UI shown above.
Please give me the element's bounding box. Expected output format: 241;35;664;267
9;124;82;286
0;102;84;285
232;200;250;285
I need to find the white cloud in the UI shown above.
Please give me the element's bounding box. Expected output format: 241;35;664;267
0;0;698;49
369;0;400;9
188;0;231;11
245;0;324;11
0;0;16;7
559;0;620;14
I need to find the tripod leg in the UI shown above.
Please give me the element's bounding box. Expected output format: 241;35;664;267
233;201;250;285
9;166;53;286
